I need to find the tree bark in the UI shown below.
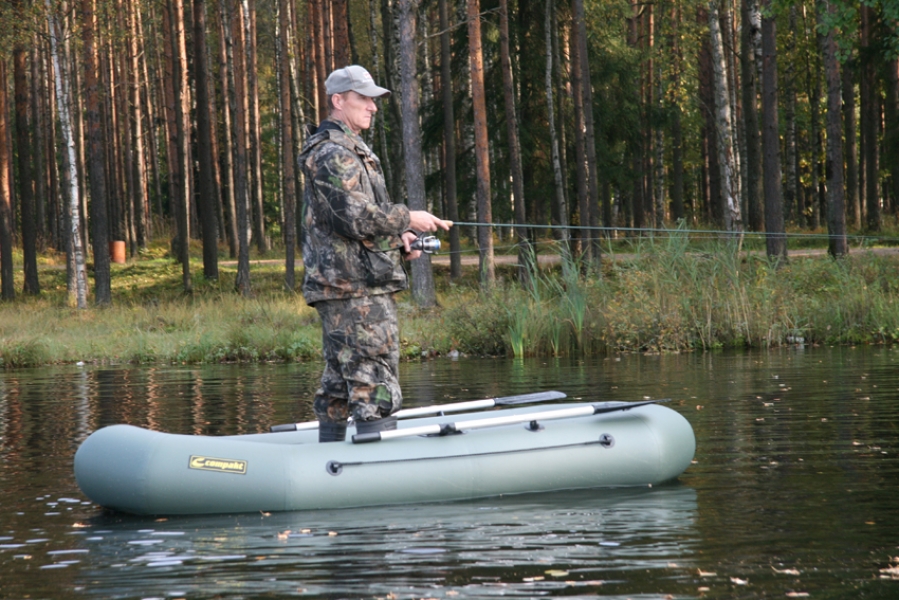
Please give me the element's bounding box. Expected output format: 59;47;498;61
761;3;786;260
332;0;350;68
817;0;847;257
397;0;437;306
0;58;14;301
437;0;460;280
468;0;494;288
708;0;742;233
569;9;591;262
741;0;762;232
546;0;570;266
216;2;239;259
127;0;148;251
13;15;39;295
572;0;600;263
278;0;297;291
670;2;685;223
225;0;252;295
194;0;220;281
47;3;88;308
242;0;267;253
499;0;531;285
860;5;879;231
842;59;860;226
81;0;111;304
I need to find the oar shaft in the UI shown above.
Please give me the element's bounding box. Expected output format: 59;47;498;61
353;400;664;444
270;390;566;432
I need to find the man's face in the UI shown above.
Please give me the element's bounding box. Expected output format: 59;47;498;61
332;91;378;134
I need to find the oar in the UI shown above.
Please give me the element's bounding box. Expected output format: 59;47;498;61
269;390;567;432
351;399;668;444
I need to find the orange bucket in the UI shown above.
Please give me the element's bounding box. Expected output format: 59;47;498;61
109;240;126;264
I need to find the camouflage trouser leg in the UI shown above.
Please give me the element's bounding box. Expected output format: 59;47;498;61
312;294;402;424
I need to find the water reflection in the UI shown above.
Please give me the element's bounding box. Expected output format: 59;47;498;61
74;486;697;599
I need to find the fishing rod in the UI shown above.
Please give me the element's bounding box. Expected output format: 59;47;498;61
448;221;899;244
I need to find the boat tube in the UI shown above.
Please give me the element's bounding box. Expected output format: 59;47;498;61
74;398;695;515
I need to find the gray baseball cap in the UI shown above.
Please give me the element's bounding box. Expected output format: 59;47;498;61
324;65;390;98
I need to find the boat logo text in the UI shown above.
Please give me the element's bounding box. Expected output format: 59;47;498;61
189;455;248;475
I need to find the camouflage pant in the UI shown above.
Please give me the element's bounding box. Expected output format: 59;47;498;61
312;294;402;424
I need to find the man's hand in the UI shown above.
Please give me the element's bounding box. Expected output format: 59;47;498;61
408;211;452;233
401;230;422;260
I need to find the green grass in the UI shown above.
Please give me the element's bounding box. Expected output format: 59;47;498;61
2;228;899;367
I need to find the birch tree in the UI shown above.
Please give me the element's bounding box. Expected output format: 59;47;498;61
708;0;741;233
47;1;88;308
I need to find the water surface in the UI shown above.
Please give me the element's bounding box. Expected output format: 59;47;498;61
1;347;897;598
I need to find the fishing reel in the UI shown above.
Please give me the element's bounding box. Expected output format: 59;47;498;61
409;235;441;254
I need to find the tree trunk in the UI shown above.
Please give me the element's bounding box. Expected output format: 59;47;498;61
31;33;48;250
670;2;685;223
242;0;267;253
47;4;88;308
817;0;847;257
397;0;437;306
468;0;494;288
171;0;192;292
194;0;219;281
761;3;786;260
437;0;460;280
332;0;350;68
572;0;600;263
225;0;252;295
708;0;741;233
860;5;879;231
0;58;14;301
217;3;239;258
13;19;39;295
741;0;763;232
278;0;296;291
569;9;591;262
128;0;148;251
81;0;111;304
499;0;531;285
842;60;860;226
883;58;899;216
546;0;570;266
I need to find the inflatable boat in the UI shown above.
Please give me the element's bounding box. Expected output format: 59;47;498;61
73;392;695;515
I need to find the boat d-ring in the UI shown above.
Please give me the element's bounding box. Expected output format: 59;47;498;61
326;460;343;476
598;433;615;448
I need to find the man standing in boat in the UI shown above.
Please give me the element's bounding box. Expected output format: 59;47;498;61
299;65;452;443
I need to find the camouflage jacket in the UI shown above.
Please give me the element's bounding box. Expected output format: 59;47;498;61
298;119;411;305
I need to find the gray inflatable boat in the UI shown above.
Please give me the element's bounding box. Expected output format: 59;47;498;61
74;394;695;515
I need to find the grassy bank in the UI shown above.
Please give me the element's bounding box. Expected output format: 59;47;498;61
1;232;898;367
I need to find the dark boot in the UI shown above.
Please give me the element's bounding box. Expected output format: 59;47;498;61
354;415;398;435
318;421;347;443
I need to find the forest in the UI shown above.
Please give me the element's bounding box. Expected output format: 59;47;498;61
0;0;898;309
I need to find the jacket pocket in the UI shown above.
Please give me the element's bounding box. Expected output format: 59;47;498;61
360;247;397;287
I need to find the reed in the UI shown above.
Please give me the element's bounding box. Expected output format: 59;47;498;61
2;235;899;366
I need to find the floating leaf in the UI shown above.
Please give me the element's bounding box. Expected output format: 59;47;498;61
545;569;569;577
730;577;749;585
772;567;801;575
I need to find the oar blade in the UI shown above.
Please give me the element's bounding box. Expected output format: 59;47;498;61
493;391;567;405
591;399;670;414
